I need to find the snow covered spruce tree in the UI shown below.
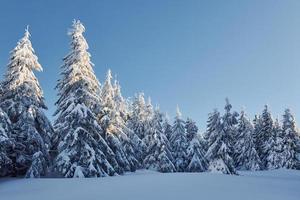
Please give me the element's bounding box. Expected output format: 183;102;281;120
143;108;175;172
113;81;142;171
271;118;284;169
280;109;299;169
127;93;148;162
203;109;220;152
0;108;13;177
53;20;115;178
169;106;188;172
205;109;237;175
0;27;53;177
234;110;260;170
222;98;238;160
256;105;276;170
185;118;207;172
98;69;139;173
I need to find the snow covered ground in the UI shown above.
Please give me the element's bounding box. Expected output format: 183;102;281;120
1;169;299;200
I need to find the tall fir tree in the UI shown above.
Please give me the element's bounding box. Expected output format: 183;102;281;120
222;98;238;160
256;105;276;170
98;70;139;173
205;109;237;175
272;118;285;168
143;108;175;172
113;81;141;170
203;109;221;152
53;20;115;178
185;118;207;172
280;109;299;169
0;27;53;177
170;106;188;172
127;93;148;163
234;110;260;170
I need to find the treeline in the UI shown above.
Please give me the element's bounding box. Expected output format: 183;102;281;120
0;20;300;178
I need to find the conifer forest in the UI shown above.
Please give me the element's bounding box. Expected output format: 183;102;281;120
1;20;300;179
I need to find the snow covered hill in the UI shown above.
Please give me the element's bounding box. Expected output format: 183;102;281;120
1;169;299;200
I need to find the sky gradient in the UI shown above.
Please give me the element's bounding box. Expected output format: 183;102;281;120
0;0;300;131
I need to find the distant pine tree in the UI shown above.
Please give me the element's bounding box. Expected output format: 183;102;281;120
205;109;237;175
222;98;239;160
268;119;282;169
127;93;148;162
280;109;299;169
234;110;260;170
170;106;188;172
0;27;53;177
98;70;139;173
185;118;207;172
203;109;221;152
256;105;276;170
143;109;175;172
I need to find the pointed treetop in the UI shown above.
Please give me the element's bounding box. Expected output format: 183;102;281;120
176;105;182;118
113;79;121;94
165;112;170;122
24;25;30;39
240;106;247;117
283;108;295;123
224;97;232;112
147;97;152;106
284;108;291;115
69;19;85;35
264;104;269;111
106;69;113;82
137;92;145;105
113;79;118;87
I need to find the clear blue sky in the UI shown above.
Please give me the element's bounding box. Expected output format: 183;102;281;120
0;0;300;131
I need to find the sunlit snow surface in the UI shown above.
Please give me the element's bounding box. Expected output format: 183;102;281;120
1;169;300;200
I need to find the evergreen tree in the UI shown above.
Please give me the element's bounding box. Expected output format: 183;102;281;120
203;109;220;152
234;110;260;170
185;118;207;172
98;70;139;173
272;118;284;168
127;93;148;162
53;20;115;178
0;27;53;177
143;109;175;172
280;109;299;169
113;81;141;170
170;106;188;172
256;105;276;170
222;98;238;159
205;109;237;175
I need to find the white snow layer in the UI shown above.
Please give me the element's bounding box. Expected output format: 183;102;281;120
1;169;299;200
